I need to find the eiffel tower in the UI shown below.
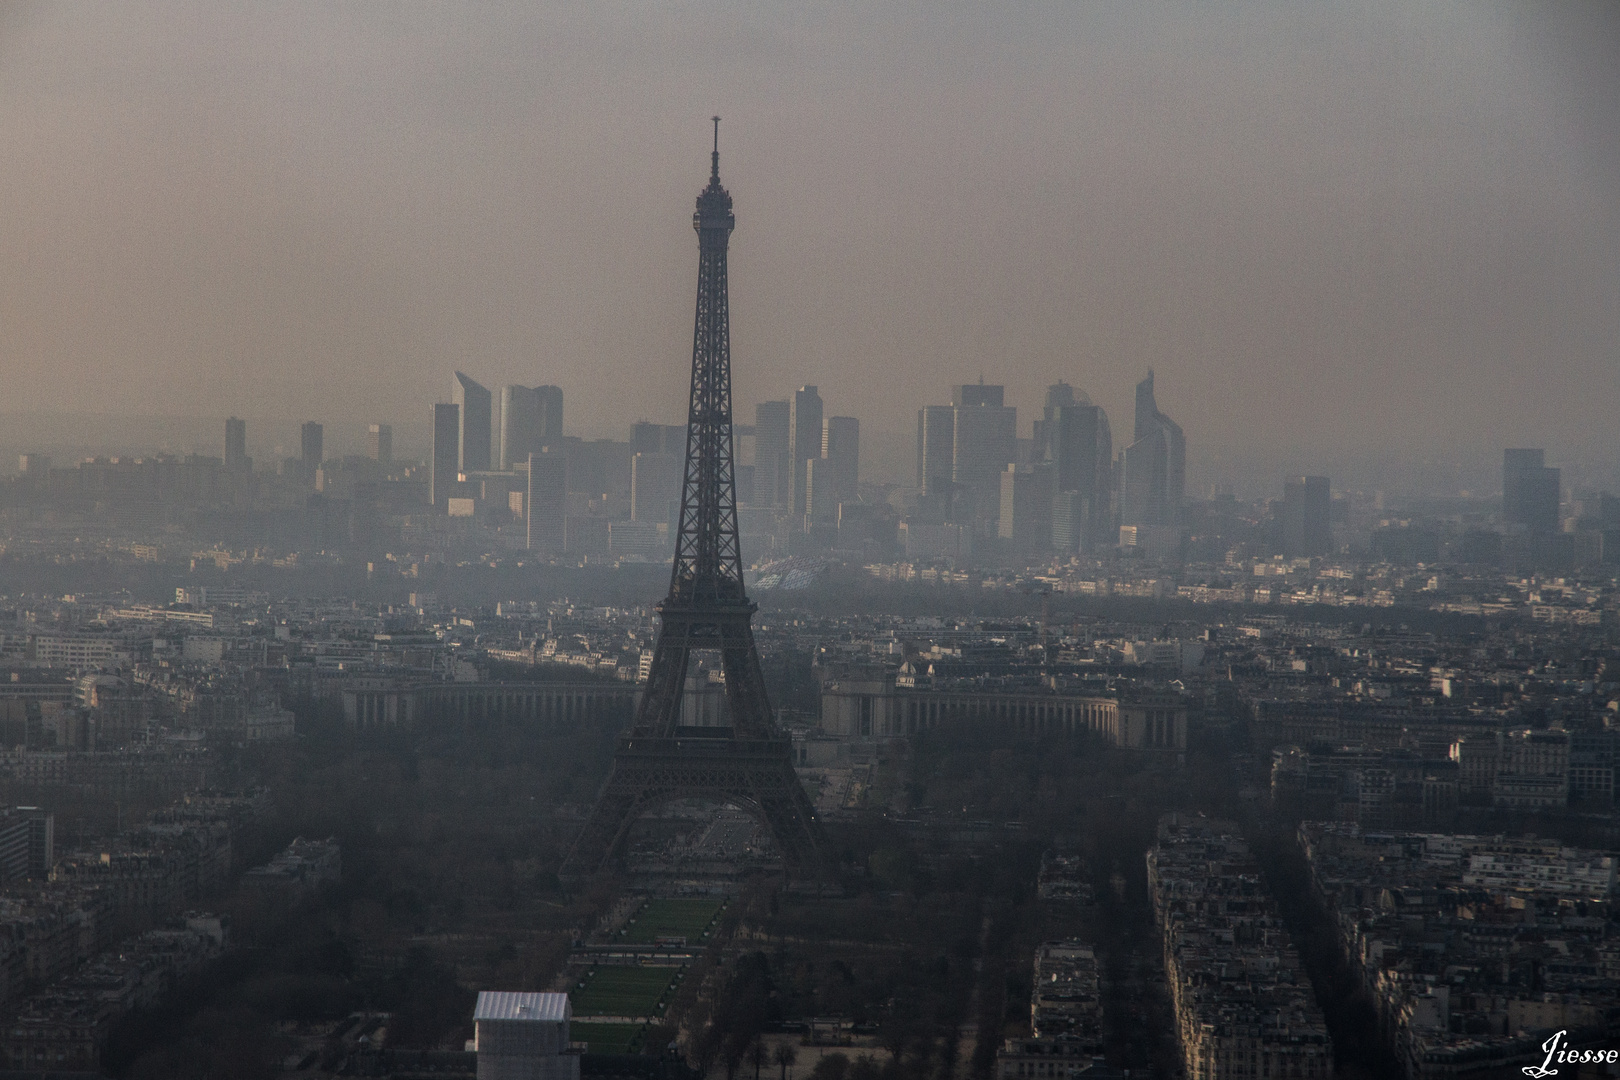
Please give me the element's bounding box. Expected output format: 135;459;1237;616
561;120;824;882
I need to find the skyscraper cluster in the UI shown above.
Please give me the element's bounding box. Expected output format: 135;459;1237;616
218;415;393;487
97;355;1601;575
431;373;566;513
422;371;719;559
751;387;860;526
202;412;401;556
914;371;1183;558
419;373;867;560
403;137;880;561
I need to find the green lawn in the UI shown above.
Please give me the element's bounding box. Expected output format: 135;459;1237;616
571;1021;643;1054
620;898;723;944
570;966;678;1017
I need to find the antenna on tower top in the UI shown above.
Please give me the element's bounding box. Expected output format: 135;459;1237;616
711;116;721;181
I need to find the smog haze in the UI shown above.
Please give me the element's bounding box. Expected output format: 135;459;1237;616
1;1;1617;493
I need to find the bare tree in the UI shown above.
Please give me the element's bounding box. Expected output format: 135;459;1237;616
747;1039;770;1080
723;1036;748;1080
773;1041;799;1080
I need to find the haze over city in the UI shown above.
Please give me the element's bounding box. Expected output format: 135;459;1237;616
5;5;1620;1079
2;2;1617;495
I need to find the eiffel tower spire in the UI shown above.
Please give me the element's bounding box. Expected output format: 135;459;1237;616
561;124;824;882
661;114;745;625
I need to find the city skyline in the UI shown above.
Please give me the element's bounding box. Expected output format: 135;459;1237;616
0;4;1616;487
2;374;1614;505
1;9;1618;1078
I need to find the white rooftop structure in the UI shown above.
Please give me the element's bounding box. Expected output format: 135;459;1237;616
474;991;578;1080
475;991;570;1023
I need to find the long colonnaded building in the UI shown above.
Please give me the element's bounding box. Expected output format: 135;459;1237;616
820;677;1187;759
341;681;638;730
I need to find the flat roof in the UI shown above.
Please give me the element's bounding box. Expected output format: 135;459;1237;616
475;991;570;1023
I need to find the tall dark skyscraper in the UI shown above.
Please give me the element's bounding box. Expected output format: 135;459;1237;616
1503;449;1560;532
916;404;955;498
526;449;567;551
368;423;392;465
537;385;564;441
453;372;492;473
300;421;323;468
501;384;564;470
789;385;823;517
1049;396;1111;552
1279;475;1331;557
1032;381;1077;459
430;403;460;509
1118;370;1185;532
631;452;681;524
950;382;1016;531
753;400;790;509
224;417;248;473
821;415;860;506
564;121;821;880
999;463;1053;551
804;457;837;523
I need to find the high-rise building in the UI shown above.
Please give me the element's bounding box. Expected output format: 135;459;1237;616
805;457;838;523
453;372;493;473
1117;370;1185;533
1503;449;1560;532
430;403;460;509
225;417;248;473
501;385;564;470
953;382;1004;409
790;385;823;517
537;385;564;442
1051;492;1086;553
300;421;324;469
1049;399;1112;552
630;421;685;458
631;452;682;524
368;423;392;465
950;384;1016;531
999;463;1053;551
821;416;860;505
0;812;30;883
916;404;956;497
754;401;790;508
527;450;567;551
566;439;633;501
1032;381;1077;459
503;386;537;470
19;808;51;880
0;808;52;882
1279;475;1331;557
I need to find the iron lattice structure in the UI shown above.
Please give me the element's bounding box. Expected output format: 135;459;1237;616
562;122;824;881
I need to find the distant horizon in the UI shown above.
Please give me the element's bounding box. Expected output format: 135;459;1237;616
1;3;1615;483
2;407;1614;503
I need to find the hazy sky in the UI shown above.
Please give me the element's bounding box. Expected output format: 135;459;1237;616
1;2;1616;489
